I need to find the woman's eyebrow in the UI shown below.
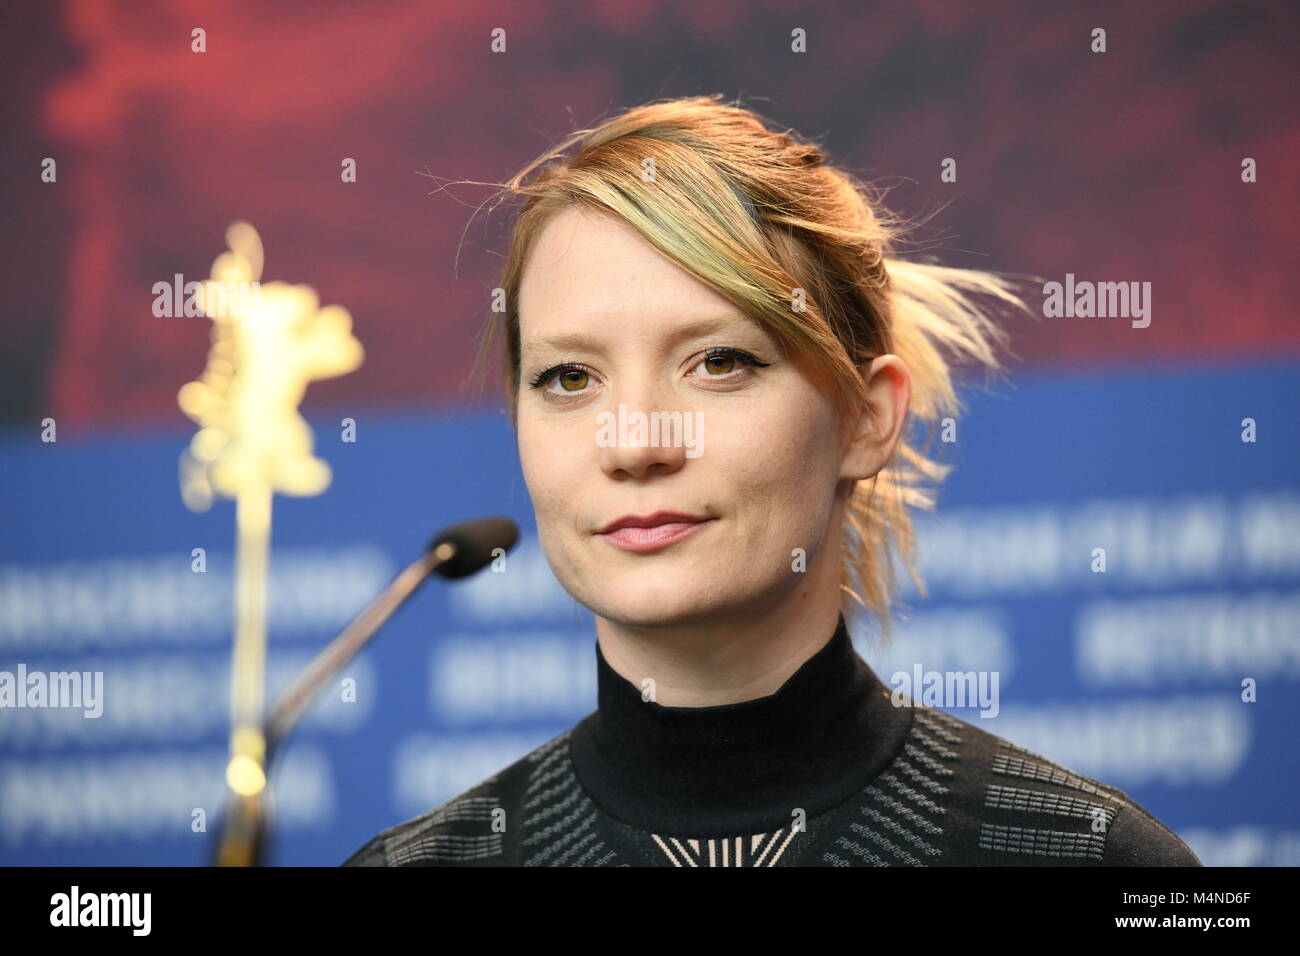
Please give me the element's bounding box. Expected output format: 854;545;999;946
521;315;752;358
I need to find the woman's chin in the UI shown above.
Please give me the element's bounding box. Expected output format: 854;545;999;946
580;577;745;629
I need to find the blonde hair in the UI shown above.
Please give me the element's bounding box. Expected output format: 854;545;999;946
462;94;1033;640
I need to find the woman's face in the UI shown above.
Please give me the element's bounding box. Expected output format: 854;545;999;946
515;204;898;630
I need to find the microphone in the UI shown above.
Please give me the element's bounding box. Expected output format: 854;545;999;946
426;515;521;579
262;515;519;762
211;516;519;866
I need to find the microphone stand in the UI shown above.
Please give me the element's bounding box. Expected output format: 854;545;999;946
211;518;516;866
263;546;443;767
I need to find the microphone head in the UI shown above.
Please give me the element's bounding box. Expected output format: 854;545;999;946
428;516;520;579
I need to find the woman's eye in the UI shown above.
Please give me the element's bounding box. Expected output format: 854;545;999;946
688;348;764;379
529;363;598;397
528;348;766;400
701;353;735;375
555;369;590;392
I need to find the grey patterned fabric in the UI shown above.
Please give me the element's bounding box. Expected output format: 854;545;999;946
343;619;1202;867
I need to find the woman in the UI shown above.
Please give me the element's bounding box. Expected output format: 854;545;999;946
344;94;1201;867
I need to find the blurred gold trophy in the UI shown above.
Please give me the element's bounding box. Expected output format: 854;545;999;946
178;222;363;865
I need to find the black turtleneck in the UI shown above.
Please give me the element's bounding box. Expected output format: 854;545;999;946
567;613;912;837
342;614;1203;867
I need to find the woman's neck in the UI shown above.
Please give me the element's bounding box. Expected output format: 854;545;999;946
569;603;912;836
592;592;844;707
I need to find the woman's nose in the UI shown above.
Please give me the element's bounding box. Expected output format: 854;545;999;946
594;387;692;480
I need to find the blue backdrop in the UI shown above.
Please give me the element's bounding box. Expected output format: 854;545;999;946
1;358;1297;866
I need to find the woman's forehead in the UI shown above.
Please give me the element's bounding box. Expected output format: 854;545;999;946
518;210;750;351
520;315;764;363
524;214;709;305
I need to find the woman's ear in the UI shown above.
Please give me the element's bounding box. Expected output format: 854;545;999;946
840;355;911;481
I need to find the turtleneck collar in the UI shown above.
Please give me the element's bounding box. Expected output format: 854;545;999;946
568;613;914;837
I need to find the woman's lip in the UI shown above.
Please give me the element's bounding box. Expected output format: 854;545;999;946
597;518;716;553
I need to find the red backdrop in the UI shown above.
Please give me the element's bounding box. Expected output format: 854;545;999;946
2;0;1296;430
